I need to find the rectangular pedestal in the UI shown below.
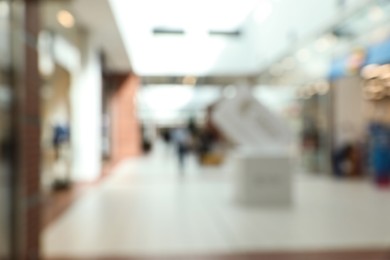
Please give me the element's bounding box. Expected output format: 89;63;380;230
233;151;292;206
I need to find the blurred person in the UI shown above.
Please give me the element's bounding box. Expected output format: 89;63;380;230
172;127;191;172
197;128;214;163
187;116;198;138
52;122;70;161
161;128;171;144
160;128;173;156
301;119;321;172
332;123;362;177
333;144;354;177
369;122;390;187
140;124;152;154
52;122;71;190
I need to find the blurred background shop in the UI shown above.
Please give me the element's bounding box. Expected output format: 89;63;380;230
4;0;390;259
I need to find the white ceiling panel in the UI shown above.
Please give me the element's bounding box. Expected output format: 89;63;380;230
109;0;265;76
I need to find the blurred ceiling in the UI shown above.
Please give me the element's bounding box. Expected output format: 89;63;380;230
71;0;131;72
109;0;263;76
47;0;383;84
42;0;131;73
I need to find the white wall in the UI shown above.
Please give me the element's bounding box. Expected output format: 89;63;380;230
70;38;103;182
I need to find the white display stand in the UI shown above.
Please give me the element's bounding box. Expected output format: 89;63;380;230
212;86;293;207
233;147;292;206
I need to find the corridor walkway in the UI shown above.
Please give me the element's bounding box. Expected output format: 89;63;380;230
44;143;390;259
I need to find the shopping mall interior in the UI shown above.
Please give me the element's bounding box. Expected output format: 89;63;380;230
3;0;390;259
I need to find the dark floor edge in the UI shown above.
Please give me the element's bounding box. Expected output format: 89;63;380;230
44;248;390;260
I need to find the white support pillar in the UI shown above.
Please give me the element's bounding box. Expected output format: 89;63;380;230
70;36;103;182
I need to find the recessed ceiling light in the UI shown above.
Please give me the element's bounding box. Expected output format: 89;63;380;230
369;6;384;22
223;85;237;99
182;76;197;85
314;81;330;95
57;10;75;28
282;57;295;70
379;64;390;79
371;27;388;43
296;49;310;62
361;64;380;79
315;34;338;52
270;64;283;76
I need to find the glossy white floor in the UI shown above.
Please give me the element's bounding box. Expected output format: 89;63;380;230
43;143;390;258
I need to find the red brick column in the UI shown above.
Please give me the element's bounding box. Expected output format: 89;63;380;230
10;0;41;258
111;74;141;162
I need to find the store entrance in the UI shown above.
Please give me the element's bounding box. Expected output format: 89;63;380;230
41;64;72;193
